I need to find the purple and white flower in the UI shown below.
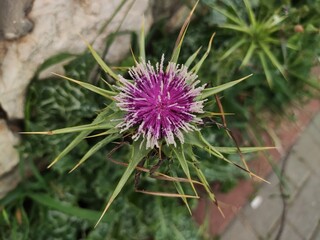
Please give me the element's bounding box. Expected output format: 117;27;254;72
115;56;206;148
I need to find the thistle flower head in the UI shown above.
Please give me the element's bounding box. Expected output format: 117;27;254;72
115;56;206;148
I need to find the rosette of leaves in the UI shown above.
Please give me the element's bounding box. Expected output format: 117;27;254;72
203;0;319;89
203;0;290;87
24;1;269;226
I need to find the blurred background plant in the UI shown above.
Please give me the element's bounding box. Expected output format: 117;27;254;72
197;0;318;118
1;0;319;239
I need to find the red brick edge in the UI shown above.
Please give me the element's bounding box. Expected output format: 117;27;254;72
193;99;320;236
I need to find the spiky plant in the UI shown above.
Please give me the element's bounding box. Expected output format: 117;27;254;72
24;1;270;226
206;0;289;87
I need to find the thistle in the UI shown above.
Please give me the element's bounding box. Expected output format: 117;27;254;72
115;56;205;148
24;1;270;226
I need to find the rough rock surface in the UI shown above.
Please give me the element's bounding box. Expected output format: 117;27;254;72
0;0;34;41
0;120;20;199
0;0;152;119
0;0;152;198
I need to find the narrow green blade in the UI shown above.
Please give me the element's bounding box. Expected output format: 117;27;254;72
83;38;120;81
172;143;197;197
95;139;151;227
265;14;286;29
184;131;224;159
36;53;77;76
243;0;256;25
52;73;117;100
184;146;221;212
220;24;251;34
214;146;275;154
194;165;217;204
258;51;273;87
47;108;112;168
96;0;129;36
86;128;120;138
171;170;192;214
29;111;123;135
201;74;252;99
191;33;215;74
69;134;121;173
28;193;112;223
171;0;199;63
184;131;268;183
211;5;246;26
185;47;202;68
220;38;246;60
260;42;286;80
240;42;256;68
139;18;146;62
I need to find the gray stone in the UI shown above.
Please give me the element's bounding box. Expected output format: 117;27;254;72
220;216;258;240
270;221;304;240
302;117;320;146
0;0;152;120
241;174;283;238
222;112;320;240
311;113;320;130
286;176;320;239
0;120;20;199
310;222;320;240
0;120;19;175
293;129;320;176
0;165;21;199
0;0;34;40
284;151;311;190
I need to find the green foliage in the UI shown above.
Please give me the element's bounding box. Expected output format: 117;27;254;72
2;6;252;238
19;2;265;229
1;50;204;239
1;148;202;240
3;1;318;239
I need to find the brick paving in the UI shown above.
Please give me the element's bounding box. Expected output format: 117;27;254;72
221;112;320;240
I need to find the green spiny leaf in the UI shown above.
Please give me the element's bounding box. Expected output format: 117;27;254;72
171;170;192;214
28;193;112;223
201;74;252;99
191;33;215;74
214;146;275;154
184;131;224;159
241;42;256;68
171;143;198;198
258;51;273;87
260;42;286;80
194;134;269;183
220;23;251;34
95;139;151;227
220;38;246;60
83;38;120;81
139;18;146;62
36;53;77;76
27;111;123;136
47;107;112;168
184;146;220;211
211;5;246;26
243;0;256;25
185;47;202;68
52;73;117;100
171;0;199;63
69;134;121;173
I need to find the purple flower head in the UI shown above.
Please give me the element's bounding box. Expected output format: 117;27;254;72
115;56;206;148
